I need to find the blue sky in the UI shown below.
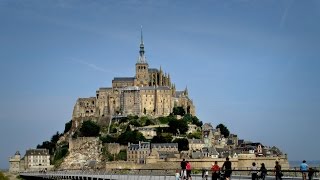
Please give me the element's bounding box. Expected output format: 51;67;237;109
1;0;319;169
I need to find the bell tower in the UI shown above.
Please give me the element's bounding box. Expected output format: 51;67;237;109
135;26;149;87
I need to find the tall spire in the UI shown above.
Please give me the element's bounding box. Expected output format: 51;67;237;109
138;25;147;63
140;25;144;45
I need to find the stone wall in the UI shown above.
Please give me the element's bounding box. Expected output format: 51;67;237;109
60;137;103;170
104;143;121;155
106;156;289;170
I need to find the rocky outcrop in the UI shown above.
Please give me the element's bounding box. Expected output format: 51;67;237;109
60;137;103;169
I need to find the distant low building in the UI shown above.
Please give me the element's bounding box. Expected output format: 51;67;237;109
188;139;205;151
24;149;50;169
127;141;151;164
9;149;52;172
151;143;178;152
9;151;21;172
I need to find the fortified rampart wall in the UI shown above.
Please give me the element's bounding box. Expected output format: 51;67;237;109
106;156;289;170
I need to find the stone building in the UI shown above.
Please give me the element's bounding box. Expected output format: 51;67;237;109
24;149;50;169
9;151;21;172
188;139;205;151
127;141;151;164
72;30;195;123
151;143;179;152
9;149;52;172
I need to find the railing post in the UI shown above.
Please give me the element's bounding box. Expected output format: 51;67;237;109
149;169;152;180
164;169;167;180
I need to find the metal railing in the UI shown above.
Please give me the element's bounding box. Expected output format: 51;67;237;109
19;168;319;180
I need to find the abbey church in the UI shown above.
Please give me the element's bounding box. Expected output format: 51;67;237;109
72;30;195;119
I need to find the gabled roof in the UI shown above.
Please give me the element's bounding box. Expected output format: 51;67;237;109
151;143;178;149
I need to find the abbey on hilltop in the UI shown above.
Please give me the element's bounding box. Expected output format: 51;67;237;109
72;29;195;119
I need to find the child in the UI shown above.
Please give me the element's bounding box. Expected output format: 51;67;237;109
175;169;180;180
204;170;209;180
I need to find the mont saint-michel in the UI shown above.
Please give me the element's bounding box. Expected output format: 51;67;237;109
8;30;290;173
72;30;195;121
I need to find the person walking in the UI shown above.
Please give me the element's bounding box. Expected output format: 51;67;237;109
222;157;232;180
274;161;282;180
181;159;187;179
259;163;267;180
186;161;192;180
175;169;180;180
308;168;314;180
211;161;220;180
249;162;258;180
300;160;309;180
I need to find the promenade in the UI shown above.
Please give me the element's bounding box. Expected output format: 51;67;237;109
19;169;319;180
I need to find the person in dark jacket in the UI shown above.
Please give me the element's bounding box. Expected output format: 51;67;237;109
222;157;232;180
181;159;187;179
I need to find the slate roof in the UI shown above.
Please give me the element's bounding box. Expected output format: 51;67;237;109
151;143;178;149
148;68;159;73
128;142;150;150
175;91;185;98
202;147;219;155
112;77;135;82
99;87;112;90
25;149;49;156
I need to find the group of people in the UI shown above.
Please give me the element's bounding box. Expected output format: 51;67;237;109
176;159;192;180
176;157;233;180
176;159;316;180
300;160;316;180
249;162;268;180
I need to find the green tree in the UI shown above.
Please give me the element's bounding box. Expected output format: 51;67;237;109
158;116;170;124
172;138;189;151
145;119;155;126
51;131;61;144
191;116;203;127
129;120;142;127
216;123;230;138
117;150;127;161
37;141;55;155
80;120;100;137
187;130;202;139
64;120;72;133
168;118;188;135
100;135;118;143
53;143;69;164
151;134;173;143
173;106;185;116
118;130;146;145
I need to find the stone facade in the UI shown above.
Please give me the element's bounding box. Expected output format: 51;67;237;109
127;141;151;164
60;137;103;169
24;149;50;169
9;151;21;173
9;149;53;172
71;31;195;124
